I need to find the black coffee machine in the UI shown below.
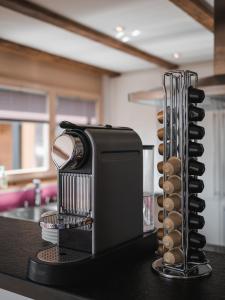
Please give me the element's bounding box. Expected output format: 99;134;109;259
28;122;156;285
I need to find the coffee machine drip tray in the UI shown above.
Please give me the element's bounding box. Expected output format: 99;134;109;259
37;245;91;263
40;211;93;230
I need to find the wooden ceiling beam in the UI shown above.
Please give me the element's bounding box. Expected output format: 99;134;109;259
169;0;214;32
0;0;177;69
0;38;120;77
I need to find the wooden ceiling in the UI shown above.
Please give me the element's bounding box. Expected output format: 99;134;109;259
0;38;120;77
169;0;214;32
0;0;214;75
0;0;177;70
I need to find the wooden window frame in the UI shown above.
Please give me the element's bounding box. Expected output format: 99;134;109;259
0;76;102;185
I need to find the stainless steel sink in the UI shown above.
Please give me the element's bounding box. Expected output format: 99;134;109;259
0;203;57;222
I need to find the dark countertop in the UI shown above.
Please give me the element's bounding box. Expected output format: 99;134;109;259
0;216;225;300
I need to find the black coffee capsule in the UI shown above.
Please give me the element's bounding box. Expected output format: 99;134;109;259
189;195;206;212
189;231;206;248
189;213;205;229
189;159;205;176
189;177;204;193
188;86;205;103
189;123;205;140
189;142;204;157
188;249;206;263
189;104;205;122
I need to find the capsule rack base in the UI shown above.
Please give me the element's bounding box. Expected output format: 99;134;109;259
152;258;212;279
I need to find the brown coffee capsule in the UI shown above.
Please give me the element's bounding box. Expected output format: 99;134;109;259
163;156;181;176
157;161;163;174
159;176;163;188
157;228;164;240
157;128;164;141
163;175;181;194
157;195;164;207
163;193;181;212
162;230;182;250
157;110;163;124
157;244;168;256
158;210;164;223
164;211;182;231
158;143;164;155
163;247;184;265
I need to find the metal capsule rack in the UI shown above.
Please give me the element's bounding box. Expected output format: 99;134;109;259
152;70;212;279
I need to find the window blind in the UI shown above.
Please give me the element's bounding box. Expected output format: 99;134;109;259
56;96;96;125
0;88;48;122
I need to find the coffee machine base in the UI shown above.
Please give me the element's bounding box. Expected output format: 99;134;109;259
28;231;156;286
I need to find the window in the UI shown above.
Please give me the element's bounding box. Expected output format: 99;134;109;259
0;87;49;173
56;96;97;135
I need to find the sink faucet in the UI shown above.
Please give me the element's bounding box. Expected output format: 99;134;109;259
33;179;41;207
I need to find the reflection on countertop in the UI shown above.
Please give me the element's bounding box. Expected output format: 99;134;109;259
0;202;57;222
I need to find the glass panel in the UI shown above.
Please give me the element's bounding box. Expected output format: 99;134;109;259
0;121;49;171
143;145;154;232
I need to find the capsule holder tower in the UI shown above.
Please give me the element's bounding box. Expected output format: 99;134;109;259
152;70;212;279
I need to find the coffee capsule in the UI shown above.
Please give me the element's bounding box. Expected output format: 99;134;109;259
163;247;184;265
163;193;181;212
189;104;205;122
189;213;205;229
163;175;181;194
157;161;163;174
189;142;204;157
189;195;205;212
189;231;206;248
189;177;204;193
164;211;182;231
159;176;163;188
157;110;163;124
158;210;164;223
158;143;164;155
189;123;205;140
157;195;164;207
157;244;168;256
163;157;181;176
157;128;164;141
188;249;206;263
188;86;205;103
157;228;164;240
189;159;205;176
162;230;182;250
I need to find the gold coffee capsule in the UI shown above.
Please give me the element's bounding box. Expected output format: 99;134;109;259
157;161;163;174
163;193;181;212
162;230;182;249
157;244;168;256
163;175;181;194
157;128;164;141
157;228;164;240
158;210;164;223
163;247;184;265
157;195;164;207
157;110;163;124
163;156;181;176
158;143;164;155
159;176;163;188
164;211;182;231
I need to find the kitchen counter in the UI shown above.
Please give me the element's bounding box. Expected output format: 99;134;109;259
0;216;225;300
